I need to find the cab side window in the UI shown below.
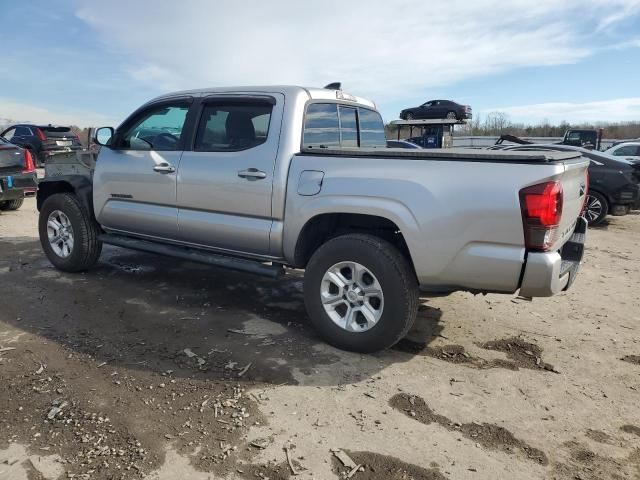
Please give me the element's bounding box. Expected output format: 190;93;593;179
118;104;189;151
194;101;273;152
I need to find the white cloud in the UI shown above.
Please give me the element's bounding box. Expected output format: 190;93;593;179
483;97;640;123
74;0;640;111
0;98;119;128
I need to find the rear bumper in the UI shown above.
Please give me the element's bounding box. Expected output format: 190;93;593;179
0;172;38;201
519;217;587;297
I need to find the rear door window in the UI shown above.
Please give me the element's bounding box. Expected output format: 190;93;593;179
194;101;273;151
303;103;340;148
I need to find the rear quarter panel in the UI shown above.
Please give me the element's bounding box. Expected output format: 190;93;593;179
283;154;583;293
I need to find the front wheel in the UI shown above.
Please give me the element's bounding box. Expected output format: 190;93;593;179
39;193;102;272
405;112;414;120
0;198;24;211
304;233;419;353
584;191;608;226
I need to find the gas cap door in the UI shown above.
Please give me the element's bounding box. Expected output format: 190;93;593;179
297;170;324;196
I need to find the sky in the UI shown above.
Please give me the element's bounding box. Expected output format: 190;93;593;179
1;0;640;127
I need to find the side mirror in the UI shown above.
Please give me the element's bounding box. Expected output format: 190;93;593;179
94;127;114;147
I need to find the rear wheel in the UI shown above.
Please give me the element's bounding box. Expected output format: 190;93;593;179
304;233;419;353
0;198;24;211
446;111;457;120
584;191;608;226
39;193;102;272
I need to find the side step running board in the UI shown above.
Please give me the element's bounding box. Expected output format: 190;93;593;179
98;234;284;279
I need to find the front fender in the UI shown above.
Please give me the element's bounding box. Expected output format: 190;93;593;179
37;175;94;216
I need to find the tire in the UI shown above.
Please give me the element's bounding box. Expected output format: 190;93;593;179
304;233;419;353
446;111;457;120
405;112;414;120
584;191;608;226
39;193;102;272
0;198;23;211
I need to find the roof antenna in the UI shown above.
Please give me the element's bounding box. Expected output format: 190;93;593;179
324;82;341;90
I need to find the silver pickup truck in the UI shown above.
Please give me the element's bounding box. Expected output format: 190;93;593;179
37;85;589;352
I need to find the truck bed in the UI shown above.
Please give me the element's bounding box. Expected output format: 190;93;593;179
300;147;583;163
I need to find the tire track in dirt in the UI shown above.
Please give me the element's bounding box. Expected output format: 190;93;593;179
394;337;558;373
332;450;448;480
389;393;548;466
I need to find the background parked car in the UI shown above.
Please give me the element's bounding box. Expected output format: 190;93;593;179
0;124;82;167
500;144;640;225
604;142;640;162
0;136;37;211
386;139;421;149
400;100;471;121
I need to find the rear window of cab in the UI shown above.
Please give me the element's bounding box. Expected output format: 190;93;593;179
303;103;386;149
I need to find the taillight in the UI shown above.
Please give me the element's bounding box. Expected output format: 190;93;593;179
36;129;46;141
22;149;35;174
580;171;589;215
519;181;563;251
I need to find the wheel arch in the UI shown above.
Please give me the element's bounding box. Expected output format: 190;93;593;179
37;175;94;216
290;210;417;272
586;187;610;211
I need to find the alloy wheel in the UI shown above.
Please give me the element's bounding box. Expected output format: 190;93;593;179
47;210;74;258
320;261;384;332
584;194;603;224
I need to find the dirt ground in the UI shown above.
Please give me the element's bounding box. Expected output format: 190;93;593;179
1;195;639;480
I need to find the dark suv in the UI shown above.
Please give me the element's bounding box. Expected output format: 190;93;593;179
501;144;640;225
400;100;471;121
1;124;82;167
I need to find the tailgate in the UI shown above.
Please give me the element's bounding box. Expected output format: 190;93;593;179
553;159;589;249
0;145;24;174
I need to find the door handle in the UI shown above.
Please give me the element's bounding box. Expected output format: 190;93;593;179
153;163;175;173
238;168;267;180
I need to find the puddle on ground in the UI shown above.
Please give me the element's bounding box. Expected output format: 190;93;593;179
389;393;548;465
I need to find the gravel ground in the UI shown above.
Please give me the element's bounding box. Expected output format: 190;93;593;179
0;197;639;480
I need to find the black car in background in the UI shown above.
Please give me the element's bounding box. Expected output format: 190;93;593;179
501;144;640;225
0;136;37;211
386;140;421;149
400;100;472;121
0;124;82;167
